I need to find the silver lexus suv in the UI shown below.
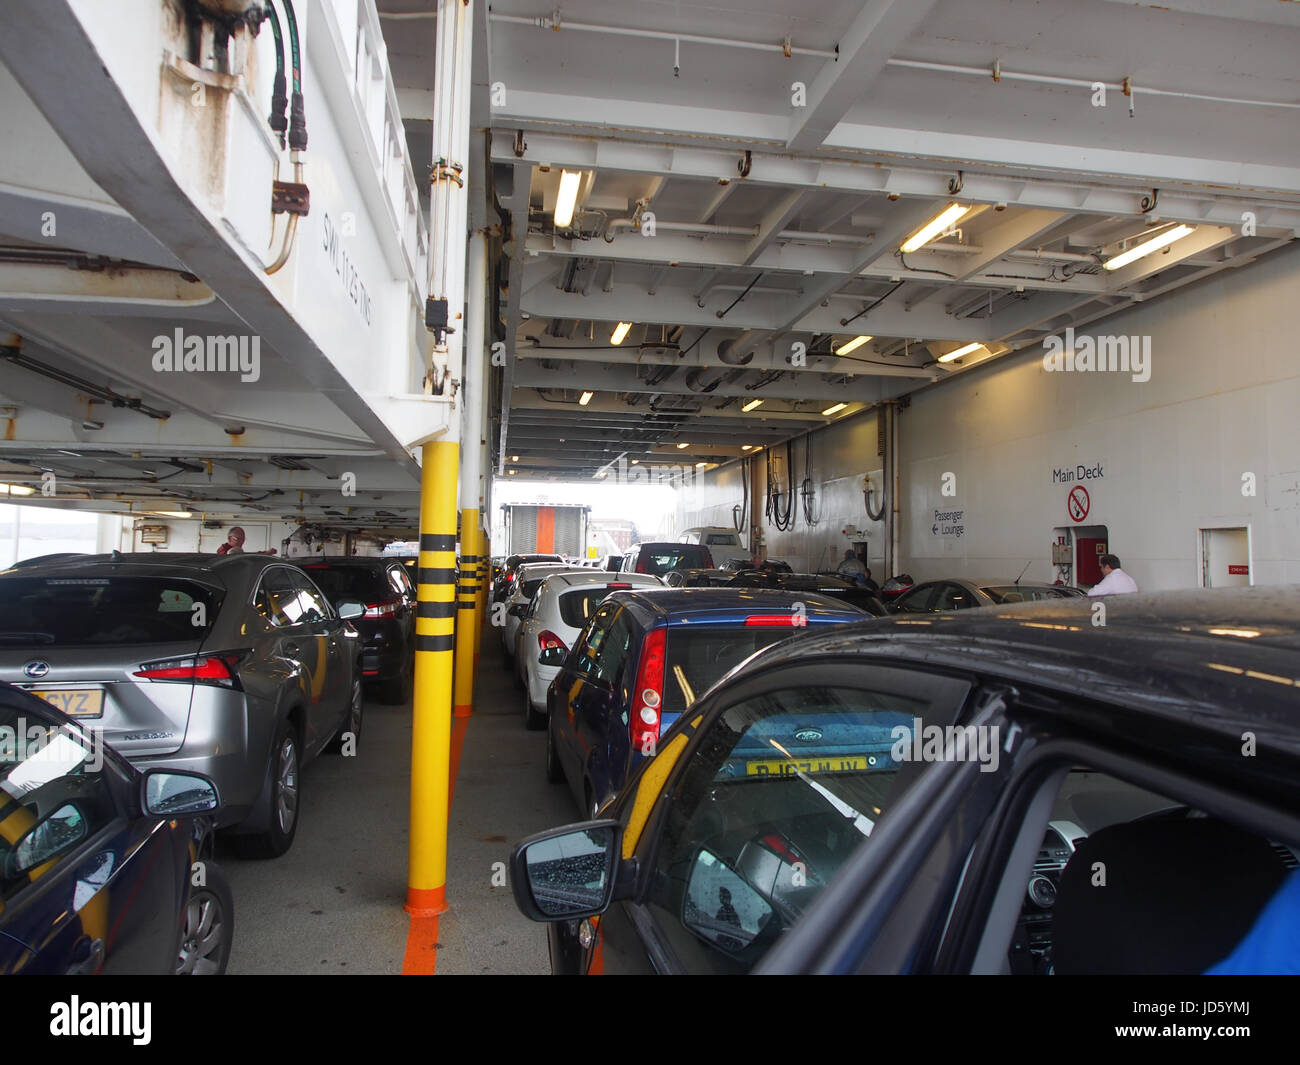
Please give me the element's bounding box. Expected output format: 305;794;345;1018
0;553;365;858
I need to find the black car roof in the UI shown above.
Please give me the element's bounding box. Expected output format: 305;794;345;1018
611;586;868;623
0;551;276;586
747;585;1300;747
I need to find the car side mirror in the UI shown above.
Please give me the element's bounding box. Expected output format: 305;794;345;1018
508;603;528;618
337;601;365;621
538;646;566;667
682;847;777;957
7;803;88;877
141;769;220;817
511;820;623;921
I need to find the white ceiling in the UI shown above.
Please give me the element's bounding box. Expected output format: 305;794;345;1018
381;0;1299;479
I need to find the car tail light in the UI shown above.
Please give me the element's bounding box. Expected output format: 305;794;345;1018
538;630;567;653
700;547;714;567
630;626;667;757
605;582;632;590
744;615;806;627
364;599;402;619
134;652;246;689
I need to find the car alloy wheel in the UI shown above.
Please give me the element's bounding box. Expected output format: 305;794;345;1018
274;734;299;835
176;863;233;975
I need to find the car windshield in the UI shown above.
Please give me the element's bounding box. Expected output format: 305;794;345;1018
299;566;391;602
0;576;222;646
641;546;710;575
558;587;622;627
662;625;803;715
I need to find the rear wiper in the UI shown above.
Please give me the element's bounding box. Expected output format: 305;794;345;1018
0;632;56;644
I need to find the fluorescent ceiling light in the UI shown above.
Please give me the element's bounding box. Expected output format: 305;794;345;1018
741;445;754;451
741;398;763;412
939;342;984;363
835;335;872;356
610;322;632;346
554;170;581;228
507;469;516;476
695;461;707;469
0;483;34;496
901;203;971;254
822;402;847;416
148;509;193;518
1103;224;1195;271
511;455;519;462
676;442;689;449
579;391;593;406
630;458;639;464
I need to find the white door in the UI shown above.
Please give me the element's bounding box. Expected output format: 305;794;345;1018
1200;527;1251;587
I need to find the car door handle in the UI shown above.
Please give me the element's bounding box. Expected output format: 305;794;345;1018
66;937;104;976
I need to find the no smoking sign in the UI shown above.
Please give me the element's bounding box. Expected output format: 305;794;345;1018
1068;485;1090;522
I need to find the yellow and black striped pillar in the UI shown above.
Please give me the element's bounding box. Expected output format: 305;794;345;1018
452;510;480;718
474;533;489;668
407;439;458;917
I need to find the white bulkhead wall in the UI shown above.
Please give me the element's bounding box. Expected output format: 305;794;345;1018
679;242;1300;590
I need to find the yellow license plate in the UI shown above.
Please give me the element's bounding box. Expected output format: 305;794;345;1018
745;755;872;776
30;689;105;718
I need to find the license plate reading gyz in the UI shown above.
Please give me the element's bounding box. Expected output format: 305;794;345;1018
33;689;105;717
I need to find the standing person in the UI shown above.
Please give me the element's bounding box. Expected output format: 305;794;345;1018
216;527;247;555
216;526;276;556
836;549;866;580
1088;554;1137;596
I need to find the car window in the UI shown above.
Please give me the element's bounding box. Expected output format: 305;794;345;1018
288;570;334;622
558;587;617;628
0;706;118;902
573;603;618;680
963;766;1297;976
591;610;633;686
891;583;937;612
932;583;977;611
0;576;221;646
638;546;710;575
705;533;738;546
980;586;1058;604
259;568;330;626
388;566;411;597
642;678;963;974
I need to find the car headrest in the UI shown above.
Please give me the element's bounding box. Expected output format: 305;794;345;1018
1053;816;1287;974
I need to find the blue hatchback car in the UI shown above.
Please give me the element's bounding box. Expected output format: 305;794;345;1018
544;587;871;817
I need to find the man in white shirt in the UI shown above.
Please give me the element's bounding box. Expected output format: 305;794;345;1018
1088;553;1138;596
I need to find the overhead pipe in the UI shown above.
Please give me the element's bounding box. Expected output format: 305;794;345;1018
887;57;1300;112
487;12;838;59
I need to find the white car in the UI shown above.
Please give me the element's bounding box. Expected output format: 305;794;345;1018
513;570;664;728
678;526;750;566
500;562;586;661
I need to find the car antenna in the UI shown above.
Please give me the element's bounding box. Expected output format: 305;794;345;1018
1014;559;1032;585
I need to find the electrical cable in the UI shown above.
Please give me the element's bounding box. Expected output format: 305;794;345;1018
715;273;763;320
265;1;287;148
800;432;819;527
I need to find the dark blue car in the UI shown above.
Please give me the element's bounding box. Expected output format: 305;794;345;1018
0;682;232;974
544;587;871;816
